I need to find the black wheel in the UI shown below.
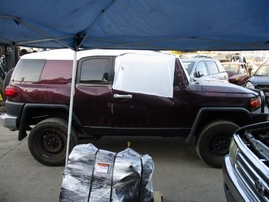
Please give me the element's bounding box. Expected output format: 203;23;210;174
28;118;79;166
196;120;239;168
2;67;14;100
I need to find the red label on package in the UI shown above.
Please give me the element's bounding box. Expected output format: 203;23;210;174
95;162;110;174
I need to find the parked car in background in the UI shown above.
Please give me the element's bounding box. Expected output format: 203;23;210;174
223;121;269;202
221;62;250;86
193;54;214;59
245;61;269;103
181;58;228;81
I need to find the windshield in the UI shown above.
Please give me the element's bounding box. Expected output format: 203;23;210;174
222;64;238;73
255;64;269;76
181;61;194;75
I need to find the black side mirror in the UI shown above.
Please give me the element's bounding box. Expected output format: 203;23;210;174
195;71;204;77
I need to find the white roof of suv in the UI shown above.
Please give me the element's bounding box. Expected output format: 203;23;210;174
21;49;163;60
19;48;177;98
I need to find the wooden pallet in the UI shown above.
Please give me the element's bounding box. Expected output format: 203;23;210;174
151;191;163;202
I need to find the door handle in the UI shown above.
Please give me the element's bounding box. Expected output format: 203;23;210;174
114;94;132;99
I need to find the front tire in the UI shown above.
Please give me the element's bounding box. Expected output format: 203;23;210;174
28;118;79;166
196;120;239;168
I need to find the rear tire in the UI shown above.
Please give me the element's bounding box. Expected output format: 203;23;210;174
28;118;79;166
196;120;239;168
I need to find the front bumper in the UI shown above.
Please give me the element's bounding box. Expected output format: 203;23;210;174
223;153;267;202
223;155;246;202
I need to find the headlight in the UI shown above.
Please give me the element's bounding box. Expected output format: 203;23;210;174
229;136;238;165
245;81;255;89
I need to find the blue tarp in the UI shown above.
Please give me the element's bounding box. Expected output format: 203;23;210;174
0;0;269;51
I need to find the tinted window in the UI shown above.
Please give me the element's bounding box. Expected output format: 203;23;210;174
196;62;208;76
40;60;72;83
205;61;219;74
80;59;110;83
12;59;45;82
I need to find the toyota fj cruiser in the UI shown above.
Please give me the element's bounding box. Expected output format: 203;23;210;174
1;49;268;168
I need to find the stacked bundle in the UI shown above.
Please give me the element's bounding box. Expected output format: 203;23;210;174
59;143;154;202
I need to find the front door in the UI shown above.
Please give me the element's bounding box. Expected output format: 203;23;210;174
110;54;188;130
74;57;114;127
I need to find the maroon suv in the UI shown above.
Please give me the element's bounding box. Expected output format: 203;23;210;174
1;49;268;167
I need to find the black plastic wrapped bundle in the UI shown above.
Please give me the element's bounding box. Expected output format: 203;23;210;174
59;143;154;202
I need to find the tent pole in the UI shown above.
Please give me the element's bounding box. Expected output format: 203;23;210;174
65;50;78;169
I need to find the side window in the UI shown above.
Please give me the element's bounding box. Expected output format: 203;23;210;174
80;58;110;83
40;60;73;83
216;60;225;72
12;59;46;82
205;61;219;74
196;62;208;76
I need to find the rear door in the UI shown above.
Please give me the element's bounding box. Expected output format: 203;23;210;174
204;60;225;80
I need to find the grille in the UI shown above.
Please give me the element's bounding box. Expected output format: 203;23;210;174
256;85;269;93
233;134;269;201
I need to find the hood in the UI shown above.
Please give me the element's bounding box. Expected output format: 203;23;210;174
192;78;257;94
249;76;269;86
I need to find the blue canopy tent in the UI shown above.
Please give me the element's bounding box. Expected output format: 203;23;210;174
1;0;269;51
1;0;269;167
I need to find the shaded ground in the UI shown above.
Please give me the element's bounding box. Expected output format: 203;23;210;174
0;119;226;202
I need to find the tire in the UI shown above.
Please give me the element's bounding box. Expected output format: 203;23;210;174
2;67;14;100
196;120;239;168
28;118;79;166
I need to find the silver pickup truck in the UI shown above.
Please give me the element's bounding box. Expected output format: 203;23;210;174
223;121;269;202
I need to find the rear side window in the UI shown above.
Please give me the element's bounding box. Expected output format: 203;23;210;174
40;60;72;83
12;59;45;82
80;58;110;83
205;61;219;74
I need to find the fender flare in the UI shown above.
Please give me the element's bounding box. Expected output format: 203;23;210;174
186;107;252;143
18;103;82;140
